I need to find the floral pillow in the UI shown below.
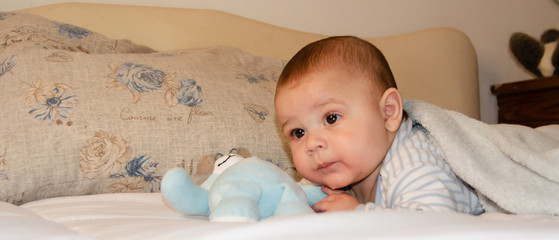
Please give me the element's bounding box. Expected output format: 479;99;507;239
0;12;155;54
0;45;292;205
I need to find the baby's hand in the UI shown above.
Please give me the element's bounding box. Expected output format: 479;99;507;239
311;186;359;213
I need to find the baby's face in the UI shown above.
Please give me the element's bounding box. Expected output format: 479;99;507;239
275;67;393;189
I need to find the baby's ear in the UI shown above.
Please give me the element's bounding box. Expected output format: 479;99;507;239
380;88;403;133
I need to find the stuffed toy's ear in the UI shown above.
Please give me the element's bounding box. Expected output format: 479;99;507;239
552;45;559;76
195;154;215;175
510;32;545;77
540;29;559;43
541;29;559;76
228;147;252;158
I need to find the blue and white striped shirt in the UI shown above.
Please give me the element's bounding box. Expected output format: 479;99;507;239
357;119;484;215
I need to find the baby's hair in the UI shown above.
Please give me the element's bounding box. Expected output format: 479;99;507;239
277;36;397;92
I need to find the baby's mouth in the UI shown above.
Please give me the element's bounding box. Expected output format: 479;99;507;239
317;162;335;170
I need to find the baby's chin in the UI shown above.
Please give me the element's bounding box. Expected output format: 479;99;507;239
304;172;351;189
323;180;351;190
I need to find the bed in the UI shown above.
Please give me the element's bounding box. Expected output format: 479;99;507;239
2;2;559;239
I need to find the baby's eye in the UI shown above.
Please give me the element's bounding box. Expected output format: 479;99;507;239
291;128;306;139
325;113;340;125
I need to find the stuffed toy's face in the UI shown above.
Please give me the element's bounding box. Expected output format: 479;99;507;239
212;154;242;175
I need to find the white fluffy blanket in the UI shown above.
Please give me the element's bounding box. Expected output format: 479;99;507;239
404;100;559;216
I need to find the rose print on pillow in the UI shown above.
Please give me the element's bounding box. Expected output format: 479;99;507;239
109;155;161;193
109;177;148;193
164;77;204;107
0;12;15;20
0;55;15;78
175;79;203;107
80;131;132;179
80;131;162;192
0;147;7;181
236;71;276;94
54;22;92;39
116;63;165;92
21;79;77;125
107;62;175;103
106;62;204;107
236;72;269;84
243;103;268;123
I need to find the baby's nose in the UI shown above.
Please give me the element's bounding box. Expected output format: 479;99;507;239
305;132;327;155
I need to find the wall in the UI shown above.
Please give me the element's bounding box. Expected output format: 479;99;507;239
6;0;559;123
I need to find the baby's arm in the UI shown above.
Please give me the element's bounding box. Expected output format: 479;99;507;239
360;164;482;214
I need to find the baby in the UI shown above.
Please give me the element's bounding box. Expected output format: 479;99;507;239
274;36;483;214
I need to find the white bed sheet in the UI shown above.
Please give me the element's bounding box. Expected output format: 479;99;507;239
8;193;558;240
0;201;92;240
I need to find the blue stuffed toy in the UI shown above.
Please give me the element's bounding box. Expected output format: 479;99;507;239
161;154;326;222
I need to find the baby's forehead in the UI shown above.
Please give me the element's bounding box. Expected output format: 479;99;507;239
292;66;378;89
276;72;381;106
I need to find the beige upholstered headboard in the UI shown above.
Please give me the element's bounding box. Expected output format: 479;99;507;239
19;2;480;119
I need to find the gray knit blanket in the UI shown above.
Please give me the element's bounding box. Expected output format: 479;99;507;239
404;100;559;216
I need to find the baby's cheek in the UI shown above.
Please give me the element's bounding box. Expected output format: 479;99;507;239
292;157;306;174
293;159;315;180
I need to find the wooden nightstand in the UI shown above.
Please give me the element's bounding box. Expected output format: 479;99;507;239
491;76;559;128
